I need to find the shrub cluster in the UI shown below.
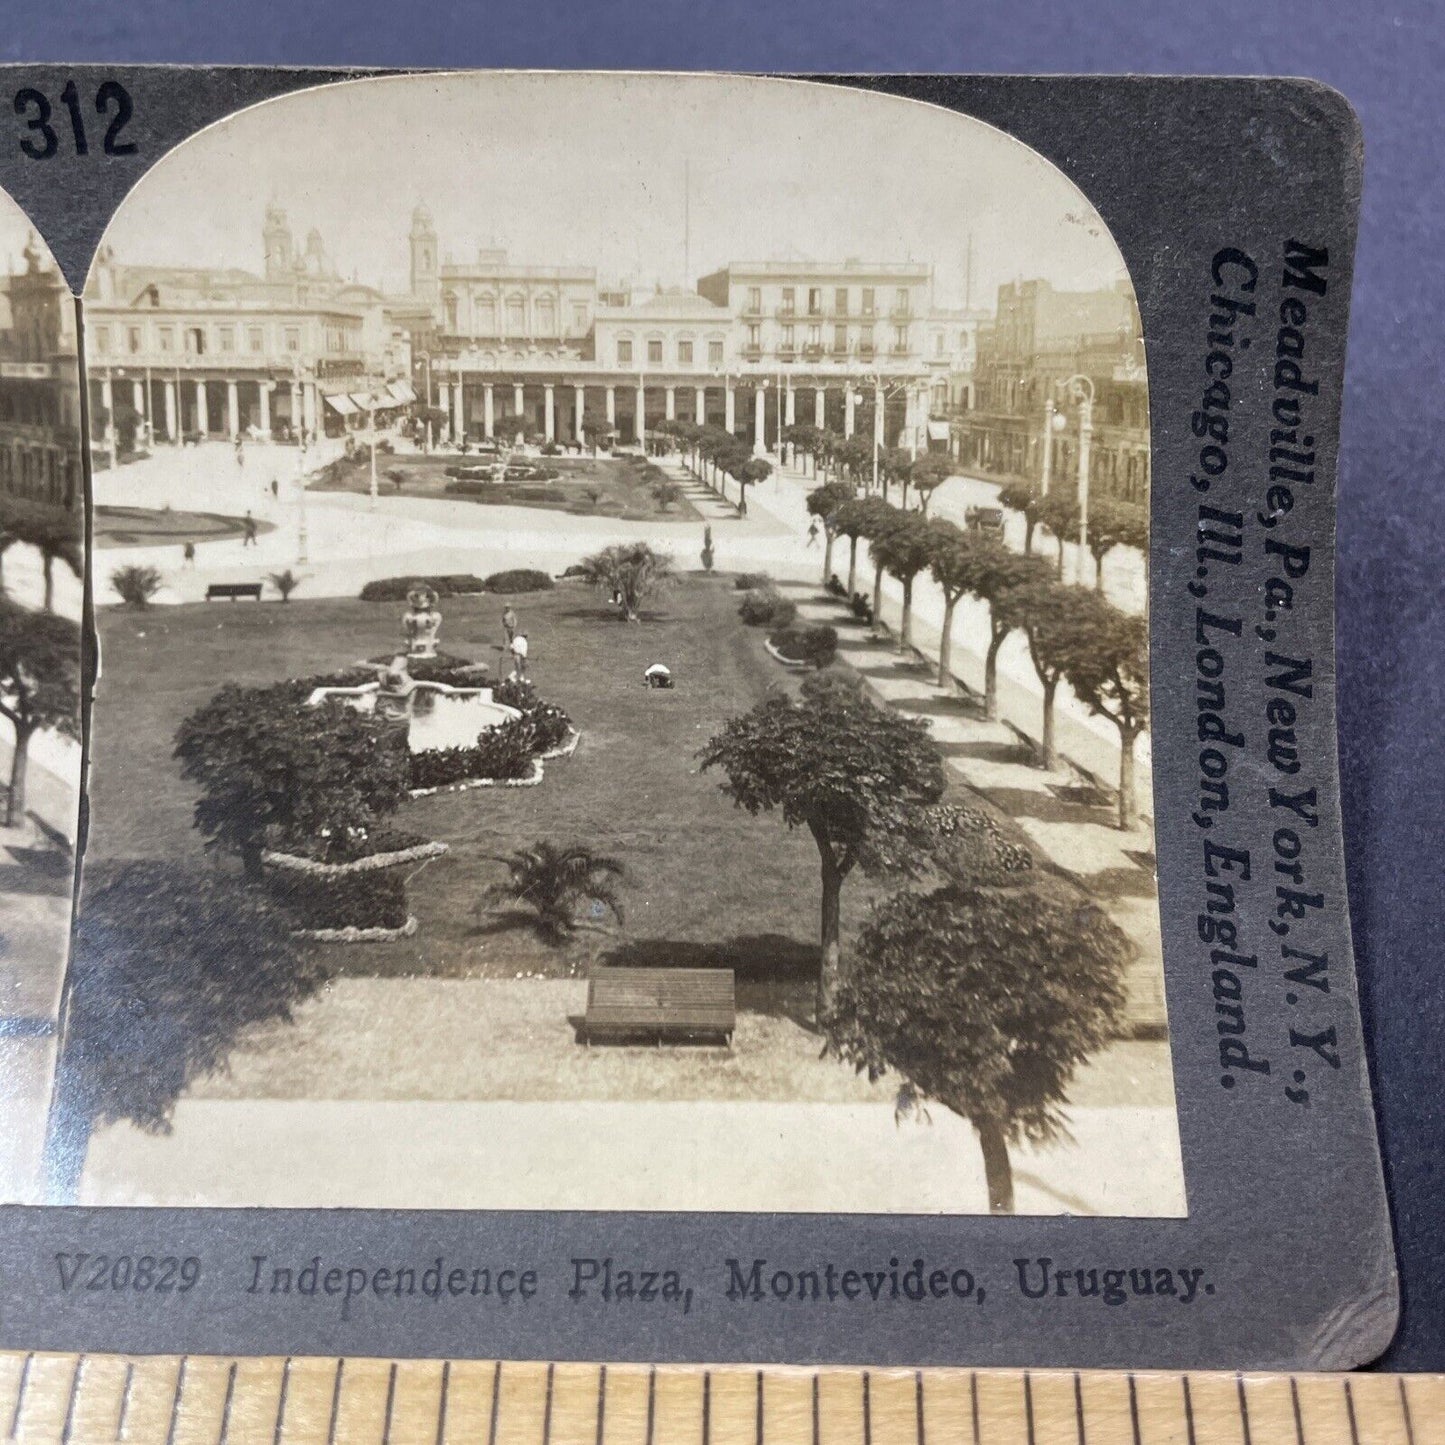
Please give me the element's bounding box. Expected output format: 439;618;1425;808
492;676;573;752
739;586;798;629
733;572;772;591
358;575;486;602
484;568;555;594
769;624;838;669
364;651;488;686
410;714;539;790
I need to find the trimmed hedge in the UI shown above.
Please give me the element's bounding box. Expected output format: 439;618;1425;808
359;575;486;602
733;572;772;591
484;569;555;594
738;587;797;629
769;624;839;669
409;714;539;790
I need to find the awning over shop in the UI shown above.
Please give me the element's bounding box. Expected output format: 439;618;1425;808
324;392;358;416
384;381;416;405
926;420;951;442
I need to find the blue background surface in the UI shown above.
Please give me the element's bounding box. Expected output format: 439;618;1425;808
4;0;1441;1371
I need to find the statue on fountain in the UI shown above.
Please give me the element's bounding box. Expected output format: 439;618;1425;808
403;582;442;658
373;654;418;721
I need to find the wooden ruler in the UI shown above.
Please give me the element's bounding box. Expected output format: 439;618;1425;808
0;1356;1440;1445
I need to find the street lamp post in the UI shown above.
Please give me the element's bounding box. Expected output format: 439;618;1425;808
293;360;310;565
1062;374;1095;585
1040;396;1057;496
368;382;379;511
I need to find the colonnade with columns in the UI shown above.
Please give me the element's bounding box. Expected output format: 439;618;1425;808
91;373;321;445
438;372;934;452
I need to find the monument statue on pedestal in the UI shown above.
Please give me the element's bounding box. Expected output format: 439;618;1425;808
403;582;442;658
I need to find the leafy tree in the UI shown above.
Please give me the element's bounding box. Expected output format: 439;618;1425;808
832;497;872;596
994;576;1085;770
730;455;771;516
385;466;406;492
1057;596;1150;828
110;564;162;609
857;497;901;623
267;568;304;603
1037;490;1081;577
783;423;826;475
996;481;1043;555
825;881;1129;1212
49;860;329;1197
174;686;410;880
807;481;853;586
699;673;946;1016
576;542;677;621
651;478;684;513
871;509;934;651
926;520;982;688
879;447;913;506
482;841;625;942
0;599;80;827
0;498;81;611
970;543;1051;721
1084;496;1148;592
909;454;952;516
581;412;614;451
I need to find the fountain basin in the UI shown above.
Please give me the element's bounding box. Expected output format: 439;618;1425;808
306;681;522;752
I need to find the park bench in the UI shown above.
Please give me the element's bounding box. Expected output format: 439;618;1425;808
571;967;735;1046
206;582;263;602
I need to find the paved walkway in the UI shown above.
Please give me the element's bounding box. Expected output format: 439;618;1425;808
80;1096;1184;1215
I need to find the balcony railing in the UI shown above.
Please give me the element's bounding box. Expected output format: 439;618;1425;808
890;343;912;356
803;344;825;361
890;306;913;320
742;344;764;361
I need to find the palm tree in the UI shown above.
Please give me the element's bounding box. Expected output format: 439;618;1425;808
483;842;625;942
577;542;677;621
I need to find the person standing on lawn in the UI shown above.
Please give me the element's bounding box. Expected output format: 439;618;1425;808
502;603;519;650
509;631;529;679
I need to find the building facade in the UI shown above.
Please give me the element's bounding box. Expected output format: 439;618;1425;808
951;278;1149;504
0;236;83;510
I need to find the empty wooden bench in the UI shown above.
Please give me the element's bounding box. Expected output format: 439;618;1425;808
572;967;735;1046
206;582;263;602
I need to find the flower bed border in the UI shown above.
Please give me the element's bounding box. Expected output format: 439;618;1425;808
407;728;580;797
763;636;814;670
295;914;420;943
261;840;448;876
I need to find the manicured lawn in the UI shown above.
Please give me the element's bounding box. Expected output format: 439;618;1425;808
309;451;700;523
91;578;910;990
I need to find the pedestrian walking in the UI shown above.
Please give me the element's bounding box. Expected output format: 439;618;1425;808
501;603;519;648
806;519;820;549
242;510;258;547
270;478;279;499
182;541;196;568
509;631;529;679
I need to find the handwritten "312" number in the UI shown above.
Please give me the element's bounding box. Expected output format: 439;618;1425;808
14;80;136;159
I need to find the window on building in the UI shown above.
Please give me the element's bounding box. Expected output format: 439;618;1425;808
862;287;876;316
678;339;693;364
746;323;761;351
536;297;556;335
444;295;458;331
248;326;264;353
284;327;300;353
708;338;724;366
93;326;110;353
218;326;235;352
807;288;822;316
572;303;588;333
157;326;173;352
127;326;142;354
894;287;910;315
807;323;821;349
505;297;524;334
746;286;762;313
834;324;848;353
780;287;795;316
934;331;945;356
617;338;633;364
184;327;206;355
781;323;795;351
835;287;849;315
647;338;663;364
893;325;909;353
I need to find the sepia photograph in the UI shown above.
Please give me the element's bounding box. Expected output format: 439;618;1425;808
0;195;85;1202
42;72;1174;1215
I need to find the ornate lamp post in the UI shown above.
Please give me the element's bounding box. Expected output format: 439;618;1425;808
293;358;310;565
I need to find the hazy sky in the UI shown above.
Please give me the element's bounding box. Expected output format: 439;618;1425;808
92;73;1129;309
